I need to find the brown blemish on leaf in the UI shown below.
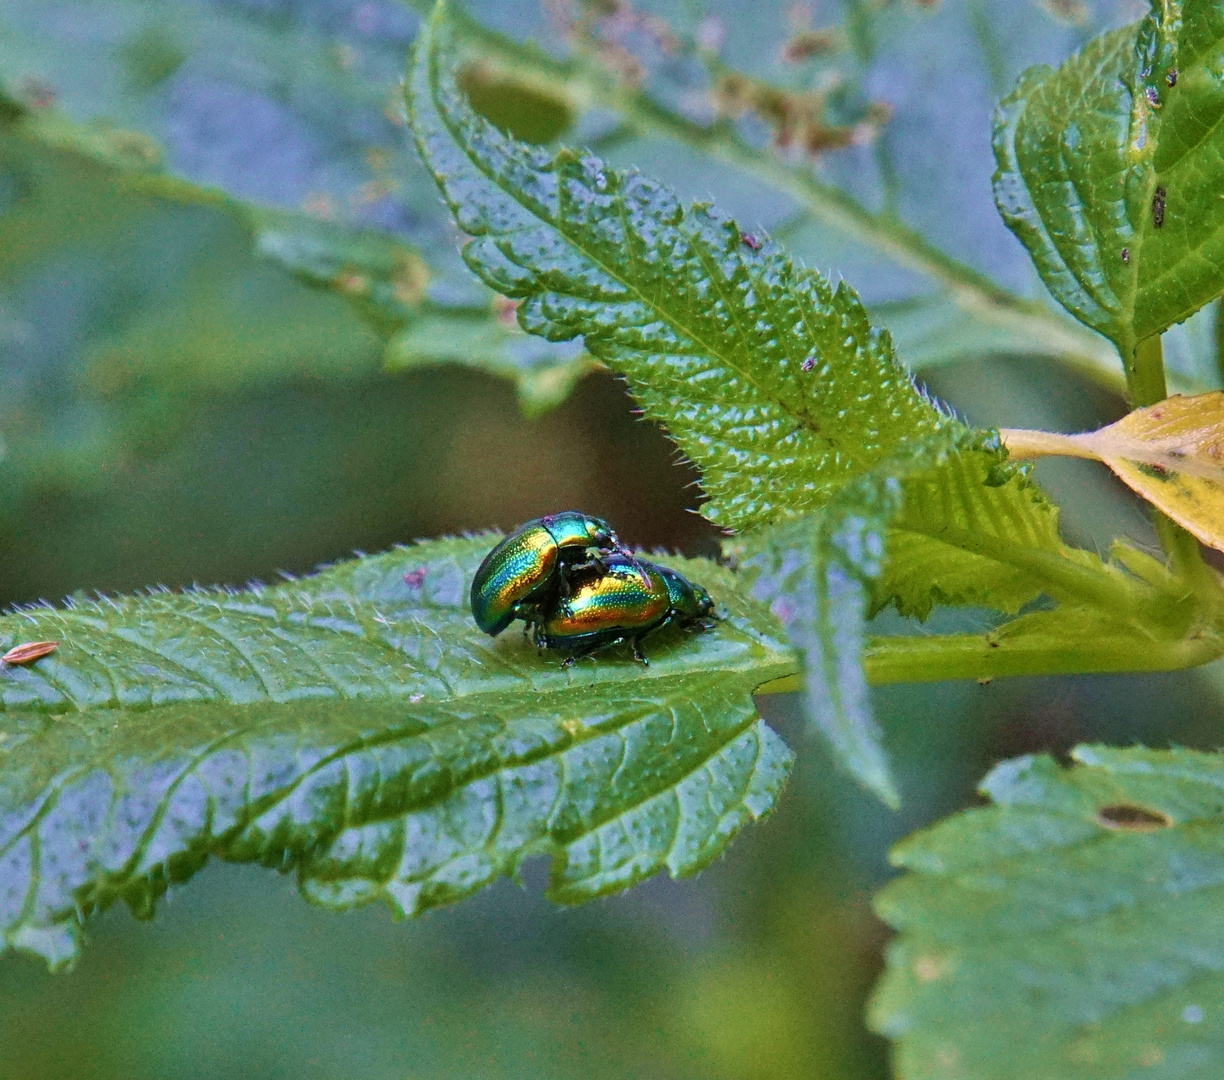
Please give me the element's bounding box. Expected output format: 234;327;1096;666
1137;460;1172;479
1096;803;1172;831
1;641;59;666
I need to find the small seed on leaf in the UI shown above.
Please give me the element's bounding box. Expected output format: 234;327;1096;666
2;641;59;666
1096;803;1171;831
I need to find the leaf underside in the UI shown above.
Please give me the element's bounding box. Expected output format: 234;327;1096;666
870;745;1224;1080
0;538;794;968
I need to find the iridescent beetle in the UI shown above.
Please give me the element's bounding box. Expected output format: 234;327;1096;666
470;512;629;636
532;554;716;665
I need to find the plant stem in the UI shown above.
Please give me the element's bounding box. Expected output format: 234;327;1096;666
753;625;1224;693
862;627;1224;683
1128;334;1169;407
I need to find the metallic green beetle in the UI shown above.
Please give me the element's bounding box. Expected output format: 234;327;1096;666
470;512;625;636
533;554;716;664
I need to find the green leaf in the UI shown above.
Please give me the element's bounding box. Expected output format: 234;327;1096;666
0;537;795;969
869;745;1224;1080
407;2;946;532
739;503;896;806
739;428;1190;804
736;431;1020;805
426;0;1137;396
993;0;1224;359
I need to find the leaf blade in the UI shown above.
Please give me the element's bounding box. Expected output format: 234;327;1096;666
0;537;795;968
870;745;1224;1080
993;0;1224;356
408;1;945;531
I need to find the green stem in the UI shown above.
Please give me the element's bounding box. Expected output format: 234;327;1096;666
862;628;1224;684
1128;334;1168;407
753;625;1224;693
1216;296;1224;386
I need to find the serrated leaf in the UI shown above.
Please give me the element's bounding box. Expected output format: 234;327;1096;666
869;745;1224;1080
740;429;1186;803
434;0;1140;395
407;2;945;532
993;0;1224;359
740;505;896;806
0;537;795;969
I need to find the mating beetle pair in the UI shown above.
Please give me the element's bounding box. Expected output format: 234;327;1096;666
470;512;715;664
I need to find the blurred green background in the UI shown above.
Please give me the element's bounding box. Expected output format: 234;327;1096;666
4;0;1224;1076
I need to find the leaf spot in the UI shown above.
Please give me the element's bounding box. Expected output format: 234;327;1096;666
1153;185;1166;228
1096;803;1171;831
1136;460;1173;480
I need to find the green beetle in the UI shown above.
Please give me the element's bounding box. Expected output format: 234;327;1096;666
470;512;626;636
532;554;716;665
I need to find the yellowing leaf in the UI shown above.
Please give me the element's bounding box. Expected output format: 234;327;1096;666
1002;392;1224;552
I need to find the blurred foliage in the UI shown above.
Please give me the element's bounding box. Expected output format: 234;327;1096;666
6;0;1224;1077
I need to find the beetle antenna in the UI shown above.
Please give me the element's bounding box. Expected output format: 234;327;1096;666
618;546;653;589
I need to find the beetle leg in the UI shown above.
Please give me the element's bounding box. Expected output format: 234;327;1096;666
631;637;649;665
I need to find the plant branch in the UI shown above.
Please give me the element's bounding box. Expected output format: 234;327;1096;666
754;624;1224;693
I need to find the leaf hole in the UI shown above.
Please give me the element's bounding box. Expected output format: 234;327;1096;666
1096;803;1171;831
